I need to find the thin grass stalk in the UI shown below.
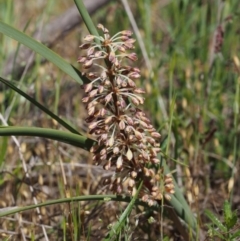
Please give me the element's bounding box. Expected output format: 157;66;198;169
230;56;240;203
11;19;32;76
121;0;152;71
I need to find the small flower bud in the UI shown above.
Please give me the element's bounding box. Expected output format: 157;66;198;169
84;35;95;41
121;81;127;87
100;133;108;142
116;184;123;194
88;106;95;116
100;154;107;161
99;108;107;116
77;56;87;63
89;122;98;129
131;97;140;105
108;136;114;147
121;30;132;36
136;96;144;105
126;38;136;44
143;167;150;176
105;116;113;124
90;145;99;153
128;178;135;188
126;148;133;160
151;132;161;139
134;130;143;140
82;96;89;103
156;193;163;200
79;43;91;49
127;78;136;87
100;148;107;156
109;51;116;63
118;45;126;52
119;120;125;130
116;156;123;169
105;92;113;104
113;146;120;154
83;83;93;93
87;47;94;56
124;42;134;49
126;117;133;125
141;195;149;203
151;158;160;164
126;53;137;61
89;88;98;98
83;59;93;68
165;184;174;190
164;194;172;201
148;199;155;206
95;51;103;58
104;161;111;170
98;85;104;93
134;88;145;94
88;72;98;79
131;171;137;179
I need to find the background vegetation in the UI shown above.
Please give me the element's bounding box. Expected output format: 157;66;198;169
0;0;239;240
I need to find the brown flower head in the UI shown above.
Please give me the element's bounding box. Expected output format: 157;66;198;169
78;24;174;205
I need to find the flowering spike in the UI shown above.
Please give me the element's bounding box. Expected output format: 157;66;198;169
78;24;174;205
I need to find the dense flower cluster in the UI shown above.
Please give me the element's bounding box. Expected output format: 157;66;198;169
78;24;174;205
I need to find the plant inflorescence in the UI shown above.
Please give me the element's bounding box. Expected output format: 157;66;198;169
78;24;174;206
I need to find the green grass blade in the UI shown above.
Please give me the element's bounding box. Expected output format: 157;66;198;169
0;195;137;217
0;136;8;166
232;230;240;239
11;17;32;76
103;181;143;241
163;163;197;230
0;76;81;135
74;0;100;38
0;126;94;151
168;195;196;231
205;209;227;233
0;21;88;84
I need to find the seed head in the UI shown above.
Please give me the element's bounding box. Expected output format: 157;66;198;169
78;24;174;205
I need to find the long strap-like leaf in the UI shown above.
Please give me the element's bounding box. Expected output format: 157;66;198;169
74;0;100;39
0;194;154;218
0;126;94;150
0;21;88;84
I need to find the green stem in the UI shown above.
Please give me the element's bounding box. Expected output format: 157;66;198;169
0;126;95;151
